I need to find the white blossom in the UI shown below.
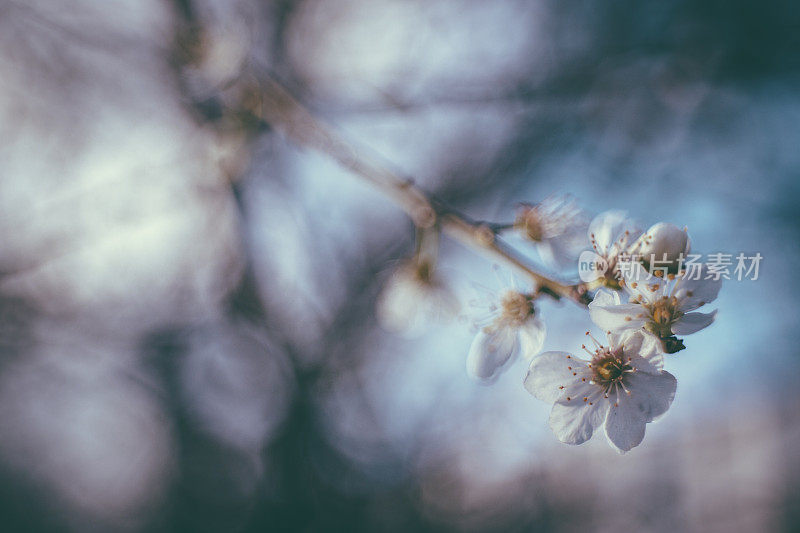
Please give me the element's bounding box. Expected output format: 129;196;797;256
632;222;691;273
589;262;721;351
524;330;676;453
514;195;588;270
587;210;641;289
377;260;459;337
467;276;545;381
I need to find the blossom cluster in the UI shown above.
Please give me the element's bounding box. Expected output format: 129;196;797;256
377;197;722;453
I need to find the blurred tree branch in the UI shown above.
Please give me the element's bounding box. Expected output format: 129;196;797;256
247;77;590;305
166;0;590;306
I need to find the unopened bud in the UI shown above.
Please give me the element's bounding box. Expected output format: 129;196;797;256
635;222;690;273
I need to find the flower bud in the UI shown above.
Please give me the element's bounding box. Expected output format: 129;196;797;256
635;222;690;273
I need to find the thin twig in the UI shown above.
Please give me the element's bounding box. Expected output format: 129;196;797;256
250;77;589;306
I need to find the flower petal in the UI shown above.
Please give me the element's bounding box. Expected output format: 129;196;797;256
466;326;519;381
592;288;621;307
604;389;647;453
377;274;425;334
538;228;588;271
621;262;664;305
624;370;677;423
589;301;646;333
612;328;643;355
675;270;722;312
672;310;717;335
524;351;588;403
535;240;559;270
549;382;608;445
612;330;664;372
518;317;546;359
630;332;664;372
377;266;459;337
589;210;638;254
635;222;690;269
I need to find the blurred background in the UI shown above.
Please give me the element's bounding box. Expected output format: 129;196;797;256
1;0;799;531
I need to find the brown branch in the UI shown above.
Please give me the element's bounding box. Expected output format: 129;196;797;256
249;77;589;306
